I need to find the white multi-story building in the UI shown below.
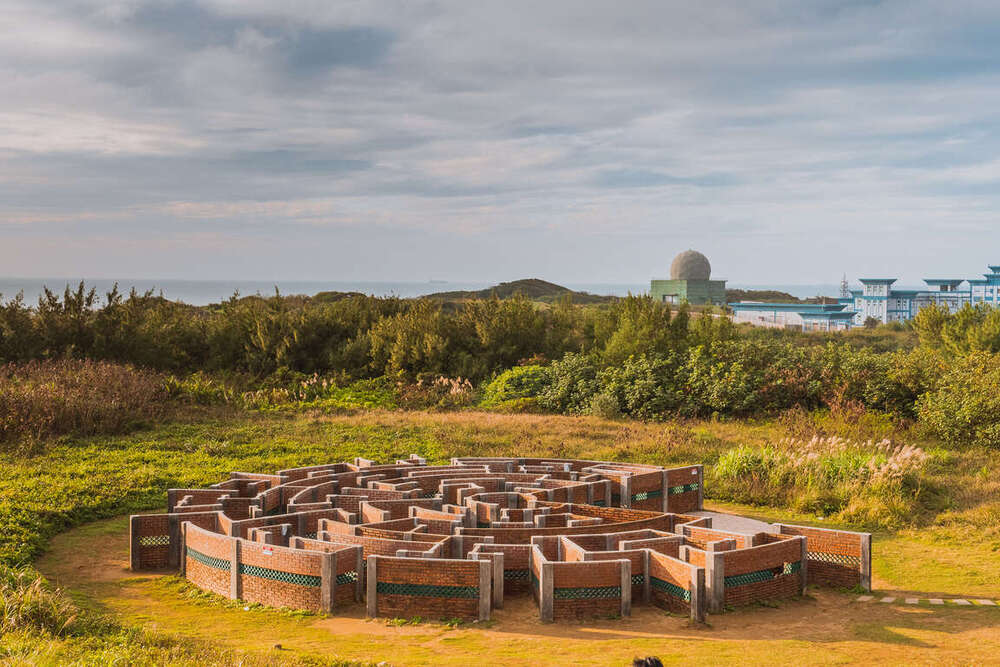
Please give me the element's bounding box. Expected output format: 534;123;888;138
842;265;1000;325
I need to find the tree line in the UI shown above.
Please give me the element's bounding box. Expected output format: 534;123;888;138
1;283;998;447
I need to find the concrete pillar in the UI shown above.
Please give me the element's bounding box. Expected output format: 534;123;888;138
706;551;725;613
620;560;632;617
661;470;670;513
321;550;337;612
540;562;554;622
643;549;651;603
229;538;241;600
621;477;632;508
860;533;872;592
179;522;188;577
129;516;141;571
690;565;706;623
798;536;808;596
478;559;492;621
353;547;364;602
696;465;704;510
491;553;504;609
167;514;181;569
366;555;378;617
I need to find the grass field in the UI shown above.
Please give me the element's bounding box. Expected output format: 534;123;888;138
3;407;1000;665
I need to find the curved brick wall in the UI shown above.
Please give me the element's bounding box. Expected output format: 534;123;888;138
130;456;870;623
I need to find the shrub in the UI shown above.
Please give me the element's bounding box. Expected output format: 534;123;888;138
538;353;600;414
588;392;622;419
480;365;550;407
596;353;685;419
918;352;1000;448
0;360;167;453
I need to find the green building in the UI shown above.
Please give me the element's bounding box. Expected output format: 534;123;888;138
650;250;727;306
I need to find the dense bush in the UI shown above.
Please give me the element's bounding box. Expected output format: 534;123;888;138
538;353;600;414
480;365;550;408
918;352;1000;448
596;353;685;419
0;360;167;452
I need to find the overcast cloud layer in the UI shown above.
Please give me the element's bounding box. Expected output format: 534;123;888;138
3;1;1000;284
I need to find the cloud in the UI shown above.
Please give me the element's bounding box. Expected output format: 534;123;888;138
3;0;1000;283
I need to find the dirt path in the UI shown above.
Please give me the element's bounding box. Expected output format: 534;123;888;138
36;517;1000;666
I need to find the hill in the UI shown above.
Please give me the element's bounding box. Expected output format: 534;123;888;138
424;278;615;304
726;289;803;303
726;289;840;304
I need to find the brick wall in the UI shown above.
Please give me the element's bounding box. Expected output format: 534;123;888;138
368;556;488;621
472;543;533;594
629;471;666;512
586;549;646;602
648;550;704;622
131;514;171;569
239;539;324;611
550;560;627;620
773;523;871;591
168;488;229;511
665;465;702;513
719;536;804;608
130;511;219;571
183;524;232;598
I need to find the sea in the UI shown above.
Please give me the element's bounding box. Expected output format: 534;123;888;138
0;277;844;307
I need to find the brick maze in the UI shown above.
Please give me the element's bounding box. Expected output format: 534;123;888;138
130;455;872;622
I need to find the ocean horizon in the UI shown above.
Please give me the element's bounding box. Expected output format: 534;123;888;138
0;277;851;307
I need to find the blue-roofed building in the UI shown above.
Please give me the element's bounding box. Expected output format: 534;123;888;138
730;302;857;331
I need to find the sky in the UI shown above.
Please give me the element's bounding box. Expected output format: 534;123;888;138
3;1;1000;285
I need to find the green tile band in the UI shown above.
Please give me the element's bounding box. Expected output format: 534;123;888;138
591;500;606;507
139;535;170;547
186;546;231;571
376;582;478;598
807;551;860;567
336;571;358;586
631;489;663;502
650;576;691;602
553;585;621;600
631;573;645;586
725;561;801;588
239;563;321;587
668;482;700;495
504;569;529;581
